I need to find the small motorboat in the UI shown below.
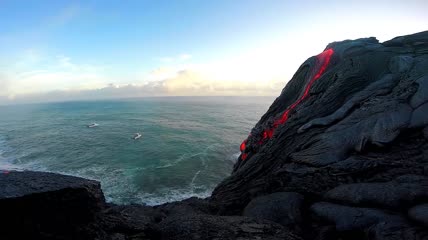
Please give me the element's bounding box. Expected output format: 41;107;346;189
133;133;142;140
87;123;99;128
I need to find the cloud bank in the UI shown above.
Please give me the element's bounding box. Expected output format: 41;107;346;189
0;46;290;105
0;69;283;105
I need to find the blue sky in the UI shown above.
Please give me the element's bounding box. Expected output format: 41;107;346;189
0;0;427;103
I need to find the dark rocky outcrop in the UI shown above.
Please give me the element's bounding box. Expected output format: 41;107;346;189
0;171;301;239
101;204;165;239
1;31;428;239
310;202;403;231
242;192;304;229
408;204;428;227
0;171;106;239
211;30;428;239
323;175;428;209
158;215;302;240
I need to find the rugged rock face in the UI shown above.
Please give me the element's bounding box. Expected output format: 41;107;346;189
157;215;301;240
211;30;428;239
0;171;298;239
242;192;304;230
1;31;427;239
0;171;106;239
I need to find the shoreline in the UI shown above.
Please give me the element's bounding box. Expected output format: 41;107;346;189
1;31;428;239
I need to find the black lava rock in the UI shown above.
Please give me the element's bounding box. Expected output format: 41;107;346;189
408;204;428;227
157;214;302;240
243;192;304;228
212;31;428;217
210;30;428;240
310;202;402;231
0;171;106;239
323;176;428;209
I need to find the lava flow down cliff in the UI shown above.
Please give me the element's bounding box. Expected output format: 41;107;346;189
211;30;428;238
1;31;428;240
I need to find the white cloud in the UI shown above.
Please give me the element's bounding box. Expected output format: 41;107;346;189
159;69;282;96
13;49;45;69
1;42;303;105
179;54;192;61
57;55;77;70
0;73;10;96
1;52;110;98
7;26;389;104
1;67;283;105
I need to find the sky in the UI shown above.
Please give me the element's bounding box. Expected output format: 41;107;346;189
0;0;427;104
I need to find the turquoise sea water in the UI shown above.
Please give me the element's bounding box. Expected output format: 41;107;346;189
0;97;273;205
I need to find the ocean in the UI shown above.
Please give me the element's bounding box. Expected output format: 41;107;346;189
0;96;273;205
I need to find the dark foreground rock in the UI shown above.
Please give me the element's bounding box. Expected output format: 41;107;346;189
158;215;302;240
323;175;428;209
0;171;106;239
0;171;301;239
243;192;304;229
408;204;428;227
1;31;428;239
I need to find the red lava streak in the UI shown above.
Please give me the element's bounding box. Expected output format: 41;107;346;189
240;140;247;152
239;48;334;161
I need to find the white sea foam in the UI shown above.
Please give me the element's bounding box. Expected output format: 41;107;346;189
155;145;215;169
53;164;213;206
134;188;213;206
0;135;221;206
229;152;240;162
0;136;22;171
190;170;201;186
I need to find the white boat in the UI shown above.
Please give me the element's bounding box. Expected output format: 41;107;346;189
87;123;99;128
133;133;142;140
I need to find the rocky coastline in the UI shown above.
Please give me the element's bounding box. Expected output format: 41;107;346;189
1;31;428;240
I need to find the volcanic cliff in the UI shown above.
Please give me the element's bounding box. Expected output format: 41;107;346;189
1;31;428;240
